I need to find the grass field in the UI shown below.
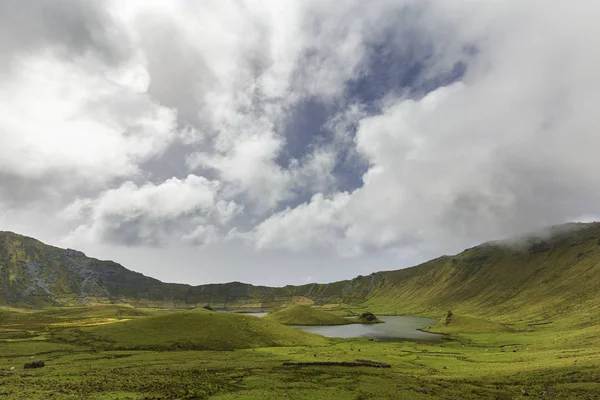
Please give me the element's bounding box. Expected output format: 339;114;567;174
1;223;600;398
1;305;599;399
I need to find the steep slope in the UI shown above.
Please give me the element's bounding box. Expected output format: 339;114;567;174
365;222;600;321
0;231;320;308
0;231;376;308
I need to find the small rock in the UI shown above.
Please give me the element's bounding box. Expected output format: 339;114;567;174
539;391;548;397
521;389;529;396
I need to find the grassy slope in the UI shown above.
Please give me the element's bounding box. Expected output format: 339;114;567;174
2;222;600;328
264;305;355;326
428;314;512;334
0;231;334;308
365;222;600;323
78;309;328;350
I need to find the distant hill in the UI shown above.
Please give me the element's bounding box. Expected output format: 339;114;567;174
0;230;368;308
1;222;600;323
264;305;355;325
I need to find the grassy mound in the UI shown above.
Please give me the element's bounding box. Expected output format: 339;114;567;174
428;314;512;334
79;309;327;350
353;311;384;324
264;305;356;326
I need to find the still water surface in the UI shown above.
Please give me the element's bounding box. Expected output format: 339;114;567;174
293;316;443;343
221;311;442;342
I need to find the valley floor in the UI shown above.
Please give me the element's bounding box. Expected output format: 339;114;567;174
1;308;599;399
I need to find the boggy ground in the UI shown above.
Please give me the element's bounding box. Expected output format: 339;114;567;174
0;306;599;399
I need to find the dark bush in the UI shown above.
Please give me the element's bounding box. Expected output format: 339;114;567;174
24;361;45;369
359;312;378;322
202;305;214;311
445;310;453;325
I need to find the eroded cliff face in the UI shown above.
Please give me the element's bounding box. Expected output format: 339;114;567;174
0;231;375;308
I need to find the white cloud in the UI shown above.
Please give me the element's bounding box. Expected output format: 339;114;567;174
253;192;353;254
251;1;600;256
2;0;600;284
64;175;241;246
0;51;175;184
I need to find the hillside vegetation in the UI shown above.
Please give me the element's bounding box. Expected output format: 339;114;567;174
72;309;328;350
2;304;600;399
265;305;355;325
2;222;600;326
428;314;512;334
365;222;600;323
1;225;600;398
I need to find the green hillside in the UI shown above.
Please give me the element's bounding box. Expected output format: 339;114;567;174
2;222;600;327
365;222;600;323
428;314;512;334
264;305;355;325
1;224;600;399
0;231;369;308
74;309;327;350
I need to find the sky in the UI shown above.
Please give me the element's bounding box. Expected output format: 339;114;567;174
1;0;600;286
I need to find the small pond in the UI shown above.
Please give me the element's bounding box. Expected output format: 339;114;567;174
292;316;443;343
216;310;268;318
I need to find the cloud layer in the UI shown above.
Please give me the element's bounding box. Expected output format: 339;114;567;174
1;0;599;285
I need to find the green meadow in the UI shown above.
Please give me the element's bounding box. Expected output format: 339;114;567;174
1;305;599;399
1;224;600;398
